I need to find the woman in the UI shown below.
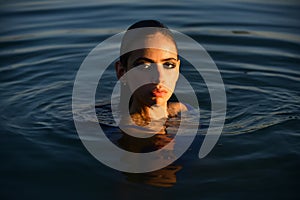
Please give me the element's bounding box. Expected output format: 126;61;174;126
113;20;185;187
115;20;188;130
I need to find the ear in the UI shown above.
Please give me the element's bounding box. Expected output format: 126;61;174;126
175;59;181;80
176;59;181;68
115;60;125;80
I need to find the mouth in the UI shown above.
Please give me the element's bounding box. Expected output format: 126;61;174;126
152;88;168;97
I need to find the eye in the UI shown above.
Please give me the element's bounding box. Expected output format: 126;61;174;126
163;62;176;69
135;63;152;70
142;63;151;69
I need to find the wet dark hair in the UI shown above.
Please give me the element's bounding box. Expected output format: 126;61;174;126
120;20;177;69
127;19;168;30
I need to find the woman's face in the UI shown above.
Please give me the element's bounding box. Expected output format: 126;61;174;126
124;32;180;106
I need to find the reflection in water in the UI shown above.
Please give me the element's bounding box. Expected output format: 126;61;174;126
117;119;182;187
123;165;182;188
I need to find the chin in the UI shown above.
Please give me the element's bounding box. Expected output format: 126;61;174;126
153;97;168;106
137;93;169;106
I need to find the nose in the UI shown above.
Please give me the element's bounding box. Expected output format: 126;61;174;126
150;64;165;84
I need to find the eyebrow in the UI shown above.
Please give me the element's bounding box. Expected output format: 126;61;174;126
132;57;178;65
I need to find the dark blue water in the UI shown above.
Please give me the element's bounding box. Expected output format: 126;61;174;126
1;0;300;199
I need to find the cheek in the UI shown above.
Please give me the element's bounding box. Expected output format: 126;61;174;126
126;70;152;92
165;70;179;89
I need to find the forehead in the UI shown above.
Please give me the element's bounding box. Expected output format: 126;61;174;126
121;31;177;56
142;32;177;53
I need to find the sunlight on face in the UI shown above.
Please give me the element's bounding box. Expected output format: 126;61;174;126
125;33;180;106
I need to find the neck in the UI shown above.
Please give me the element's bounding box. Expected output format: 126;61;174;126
130;99;168;121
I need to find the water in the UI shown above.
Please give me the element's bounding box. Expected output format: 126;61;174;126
1;0;299;199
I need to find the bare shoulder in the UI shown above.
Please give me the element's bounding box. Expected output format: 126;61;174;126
167;102;188;117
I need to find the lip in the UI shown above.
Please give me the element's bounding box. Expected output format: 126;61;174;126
152;89;168;97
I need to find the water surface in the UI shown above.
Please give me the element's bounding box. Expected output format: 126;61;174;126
1;0;299;199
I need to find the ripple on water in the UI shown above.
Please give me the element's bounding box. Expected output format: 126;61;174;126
0;0;299;197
